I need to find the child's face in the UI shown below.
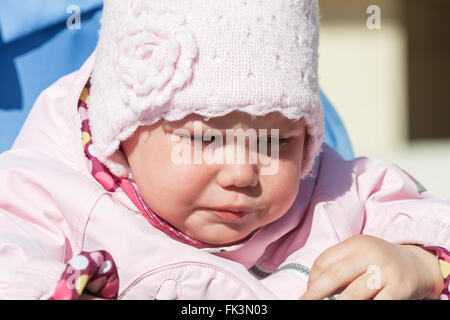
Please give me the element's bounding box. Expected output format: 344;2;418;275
121;111;306;245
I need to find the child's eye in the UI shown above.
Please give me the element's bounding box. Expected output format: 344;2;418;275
258;137;290;146
191;135;216;144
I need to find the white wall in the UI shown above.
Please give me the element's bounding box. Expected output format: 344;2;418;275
319;20;407;157
318;5;450;199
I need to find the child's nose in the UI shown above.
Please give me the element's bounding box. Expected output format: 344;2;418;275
216;163;259;189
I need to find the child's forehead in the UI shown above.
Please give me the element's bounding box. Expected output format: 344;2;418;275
161;111;305;132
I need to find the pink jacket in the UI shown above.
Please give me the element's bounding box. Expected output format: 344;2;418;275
1;53;449;300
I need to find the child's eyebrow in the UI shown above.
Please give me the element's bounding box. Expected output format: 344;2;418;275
178;120;305;135
281;126;306;136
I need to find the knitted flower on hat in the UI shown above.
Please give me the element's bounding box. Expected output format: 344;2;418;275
115;1;198;110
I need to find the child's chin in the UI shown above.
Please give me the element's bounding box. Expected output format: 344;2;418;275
198;235;239;246
184;221;253;245
195;230;249;246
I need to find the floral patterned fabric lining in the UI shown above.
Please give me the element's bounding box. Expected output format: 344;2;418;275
421;245;450;300
49;251;119;300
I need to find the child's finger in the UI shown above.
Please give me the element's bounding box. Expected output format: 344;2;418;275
307;242;354;284
373;287;398;300
300;260;366;300
336;271;384;300
307;235;378;284
373;284;411;300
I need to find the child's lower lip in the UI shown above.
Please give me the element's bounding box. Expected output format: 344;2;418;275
208;209;250;221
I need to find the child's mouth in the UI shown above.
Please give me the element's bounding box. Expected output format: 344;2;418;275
203;207;254;221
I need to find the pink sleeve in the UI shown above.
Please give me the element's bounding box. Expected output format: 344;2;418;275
0;149;72;299
355;158;450;250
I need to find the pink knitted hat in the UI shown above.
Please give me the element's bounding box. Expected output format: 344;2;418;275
88;0;324;180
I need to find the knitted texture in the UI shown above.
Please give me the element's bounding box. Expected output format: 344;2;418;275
89;0;324;180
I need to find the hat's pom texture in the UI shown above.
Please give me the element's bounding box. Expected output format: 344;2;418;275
115;1;198;112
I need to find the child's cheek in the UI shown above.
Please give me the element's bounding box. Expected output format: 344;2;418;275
266;162;301;209
167;163;212;202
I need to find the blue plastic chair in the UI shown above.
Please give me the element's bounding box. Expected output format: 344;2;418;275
0;0;354;160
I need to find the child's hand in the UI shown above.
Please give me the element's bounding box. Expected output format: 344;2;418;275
299;235;444;300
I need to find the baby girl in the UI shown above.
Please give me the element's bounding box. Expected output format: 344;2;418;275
0;0;448;300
